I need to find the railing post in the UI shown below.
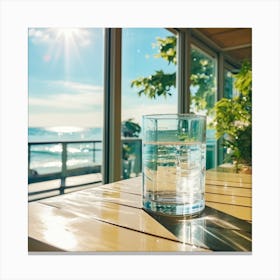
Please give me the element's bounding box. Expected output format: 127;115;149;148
92;142;95;163
139;139;142;174
134;139;142;176
28;144;31;173
60;142;67;193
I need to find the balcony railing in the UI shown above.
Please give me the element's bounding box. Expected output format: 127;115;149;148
28;140;101;182
28;138;215;201
28;139;142;199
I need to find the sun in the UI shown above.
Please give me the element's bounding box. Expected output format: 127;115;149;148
56;28;81;41
49;28;90;78
39;28;91;79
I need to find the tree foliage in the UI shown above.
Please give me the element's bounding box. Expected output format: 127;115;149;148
131;71;176;99
189;49;216;113
153;36;177;64
121;118;141;137
129;33;252;172
131;35;216;114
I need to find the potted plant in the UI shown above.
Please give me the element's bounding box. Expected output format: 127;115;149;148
213;62;252;173
121;119;141;179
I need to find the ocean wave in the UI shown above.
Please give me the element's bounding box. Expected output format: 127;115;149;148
44;126;86;133
29;126;103;174
28;127;102;142
31;145;96;155
30;158;96;174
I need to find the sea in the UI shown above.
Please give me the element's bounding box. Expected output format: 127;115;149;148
29;126;216;175
28;126;103;175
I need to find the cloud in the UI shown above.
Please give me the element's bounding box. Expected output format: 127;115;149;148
29;80;103;113
50;80;103;94
28;28;92;47
29;92;103;111
29;81;104;127
29;111;103;128
28;28;51;43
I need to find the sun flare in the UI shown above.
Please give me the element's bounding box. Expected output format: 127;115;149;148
46;28;92;78
56;28;81;41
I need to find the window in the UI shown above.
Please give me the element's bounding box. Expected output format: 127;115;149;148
121;28;178;178
219;66;242;166
189;44;218;169
224;68;239;99
28;27;250;197
28;28;104;197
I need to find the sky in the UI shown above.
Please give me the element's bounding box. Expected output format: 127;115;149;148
28;28;177;129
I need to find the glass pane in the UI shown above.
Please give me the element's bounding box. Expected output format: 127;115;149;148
121;28;178;179
220;68;241;165
189;45;217;170
28;28;104;198
224;69;239;99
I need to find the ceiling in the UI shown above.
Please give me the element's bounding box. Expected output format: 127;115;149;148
195;28;252;64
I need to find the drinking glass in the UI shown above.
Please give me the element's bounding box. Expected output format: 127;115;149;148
142;114;206;216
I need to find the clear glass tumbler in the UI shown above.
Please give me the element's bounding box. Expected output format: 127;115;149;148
142;114;206;216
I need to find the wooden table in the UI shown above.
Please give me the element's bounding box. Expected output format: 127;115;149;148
28;170;252;252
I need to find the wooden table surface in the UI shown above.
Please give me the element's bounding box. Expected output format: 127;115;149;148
28;170;252;252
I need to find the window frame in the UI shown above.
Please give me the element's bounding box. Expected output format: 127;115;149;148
103;28;122;184
103;28;243;183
